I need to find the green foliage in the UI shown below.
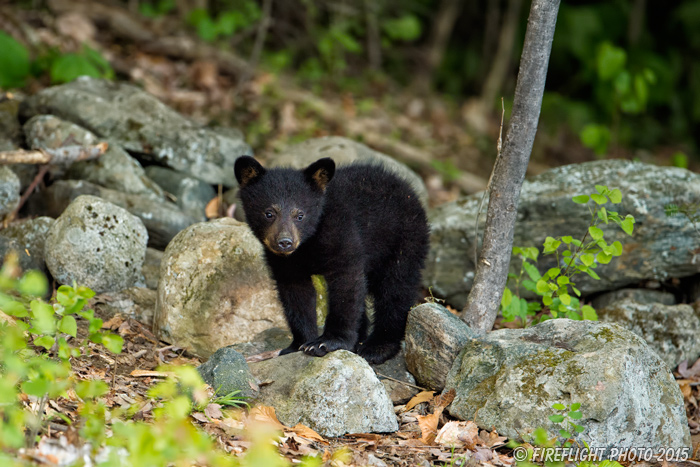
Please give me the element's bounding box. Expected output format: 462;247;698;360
187;2;261;42
382;14;422;42
501;186;635;326
665;201;700;237
138;0;176;18
549;402;584;442
49;46;114;84
0;31;30;89
430;159;461;183
671;151;689;169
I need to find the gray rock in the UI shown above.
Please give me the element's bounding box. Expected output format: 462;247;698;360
405;303;477;391
144;166;215;222
598;298;700;369
0;166;20;218
142;247;163;290
230;327;294;357
270;136;428;207
43;180;196;249
445;319;690;450
0;98;22;151
426;160;700;308
45;195;148;293
23;114;163;200
154;218;286;358
0;217;55;271
249;351;398;436
197;347;257;398
20;77;252;186
91;287;157;328
591;288;676;310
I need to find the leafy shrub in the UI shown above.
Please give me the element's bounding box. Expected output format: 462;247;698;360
0;32;30;89
501;186;635;326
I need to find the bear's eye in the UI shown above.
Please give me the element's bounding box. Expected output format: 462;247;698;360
296;213;304;221
265;211;274;219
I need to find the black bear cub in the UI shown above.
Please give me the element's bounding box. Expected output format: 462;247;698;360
234;156;429;364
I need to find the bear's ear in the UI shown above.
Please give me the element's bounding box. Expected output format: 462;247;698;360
304;158;335;191
235;156;266;188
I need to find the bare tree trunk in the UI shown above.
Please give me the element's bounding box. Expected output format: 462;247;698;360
412;0;462;93
480;0;524;112
627;0;646;46
364;0;381;70
461;0;561;333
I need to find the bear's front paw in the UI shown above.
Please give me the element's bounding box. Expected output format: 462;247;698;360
279;343;300;356
299;336;352;357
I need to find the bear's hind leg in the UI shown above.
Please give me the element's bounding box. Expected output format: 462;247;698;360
357;266;422;364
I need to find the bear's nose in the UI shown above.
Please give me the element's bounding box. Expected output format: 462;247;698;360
278;238;293;250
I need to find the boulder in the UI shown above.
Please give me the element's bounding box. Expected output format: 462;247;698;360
249;351;398;437
591;288;675;310
197;347;258;398
20;77;251;186
0;217;55;271
44;195;148;293
445;319;690;450
598;298;700;369
0;166;20;218
270;136;428;207
405;303;476;391
426;160;700;307
154;218;286;358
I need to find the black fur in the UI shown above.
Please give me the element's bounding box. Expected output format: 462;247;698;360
234;156;429;364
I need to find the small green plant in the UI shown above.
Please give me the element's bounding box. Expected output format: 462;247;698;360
0;31;30;88
501;186;635;325
187;3;261;42
665;202;700;238
138;0;176;18
549;402;584;443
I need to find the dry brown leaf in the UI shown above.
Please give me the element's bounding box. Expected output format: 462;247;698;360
191;412;208;423
678;359;700;379
130;369;173;378
249;405;287;430
435;421;479;448
205;403;223;420
435;389;456;409
681;382;692;398
405;390;435;411
205;197;222;219
480;429;508;448
102;314;124;330
416;411;441;445
290;423;325;443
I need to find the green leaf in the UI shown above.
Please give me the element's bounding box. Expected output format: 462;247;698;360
18;270;49;297
101;333;124;354
58;315;77;337
559;294;571;306
30;300;56;335
568;410;583;420
34;335;55;350
580;124;611;156
50;53;102;84
0;32;31;88
546;267;561;278
76;286;96;300
559;429;572;438
582;305;597;320
620;217;635;235
580;254;595;266
0;294;28;317
596;41;626;81
556;276;569;286
542;295;553;306
22;379;50;397
572;195;589;204
501;287;513;308
75;380;109;399
543;237;561;253
536;280;549;294
595;185;607;195
611;241;623;256
548;414;565;423
608;189;622;203
382;14;422;41
572;286;581;297
598;207;608;223
570;402;581;411
596;251;613;264
590;193;607;205
523;261;542;281
552;403;566;410
587;269;601;280
588;226;604;240
574;424;585;433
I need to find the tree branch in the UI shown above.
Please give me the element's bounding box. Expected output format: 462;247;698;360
461;0;561;333
0;143;108;165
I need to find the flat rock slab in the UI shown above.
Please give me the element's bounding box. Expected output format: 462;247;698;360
20;77;251;186
445;319;690;450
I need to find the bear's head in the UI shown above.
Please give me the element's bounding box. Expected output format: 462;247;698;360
234;156;335;256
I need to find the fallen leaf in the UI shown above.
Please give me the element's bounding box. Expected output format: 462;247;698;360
405;391;435;411
681;382;692;398
249;405;287;430
130;369;173;378
435;389;456;409
480;429;508;448
191;412;208;423
435;421;479;448
416;411;441;445
678;358;700;379
205;403;223;420
290;423;325;443
205;197;222;219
